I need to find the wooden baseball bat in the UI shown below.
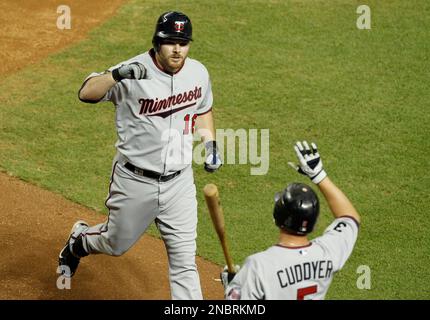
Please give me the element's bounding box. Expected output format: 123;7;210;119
203;183;235;273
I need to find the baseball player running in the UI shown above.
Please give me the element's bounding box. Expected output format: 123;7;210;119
58;11;222;300
221;141;361;300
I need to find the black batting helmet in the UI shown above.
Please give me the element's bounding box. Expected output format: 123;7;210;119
273;183;320;235
152;11;193;50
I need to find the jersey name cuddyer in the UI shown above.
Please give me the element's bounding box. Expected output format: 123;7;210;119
225;216;359;300
85;49;213;174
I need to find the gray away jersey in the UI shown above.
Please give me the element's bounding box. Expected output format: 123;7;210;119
225;216;359;300
85;49;213;174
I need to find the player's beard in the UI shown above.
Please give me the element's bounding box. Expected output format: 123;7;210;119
155;48;187;74
167;55;185;72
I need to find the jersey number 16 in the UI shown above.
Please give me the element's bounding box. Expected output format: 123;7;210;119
183;114;197;135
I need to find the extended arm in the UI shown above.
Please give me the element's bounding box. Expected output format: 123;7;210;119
318;177;360;223
289;141;360;223
78;73;116;102
78;62;147;103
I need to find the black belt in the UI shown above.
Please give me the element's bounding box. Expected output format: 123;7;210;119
124;162;182;182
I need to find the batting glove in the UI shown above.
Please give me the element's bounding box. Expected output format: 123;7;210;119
288;141;327;184
112;62;147;81
220;265;240;289
204;141;222;173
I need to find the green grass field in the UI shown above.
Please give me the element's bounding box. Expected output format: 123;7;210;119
0;0;429;299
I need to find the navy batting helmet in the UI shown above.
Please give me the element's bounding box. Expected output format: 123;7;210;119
152;11;193;50
273;183;320;235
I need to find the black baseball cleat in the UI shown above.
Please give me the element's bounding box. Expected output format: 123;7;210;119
58;220;89;278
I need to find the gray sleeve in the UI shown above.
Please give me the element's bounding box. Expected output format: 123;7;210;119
84;69;119;104
314;216;360;271
196;77;213;115
81;62;123;104
225;256;265;300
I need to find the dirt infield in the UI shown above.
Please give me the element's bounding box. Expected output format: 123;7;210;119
0;0;121;75
0;0;223;300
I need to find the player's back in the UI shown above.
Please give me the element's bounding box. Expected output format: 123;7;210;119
225;216;359;300
251;243;335;300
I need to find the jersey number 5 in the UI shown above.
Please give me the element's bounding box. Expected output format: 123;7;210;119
297;285;317;300
183;114;197;135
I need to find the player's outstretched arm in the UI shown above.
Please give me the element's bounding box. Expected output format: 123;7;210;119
289;140;360;223
79;63;147;103
78;73;116;103
317;177;360;223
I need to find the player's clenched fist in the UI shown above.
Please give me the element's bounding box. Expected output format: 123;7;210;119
112;62;147;81
204;141;222;173
288;141;327;184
